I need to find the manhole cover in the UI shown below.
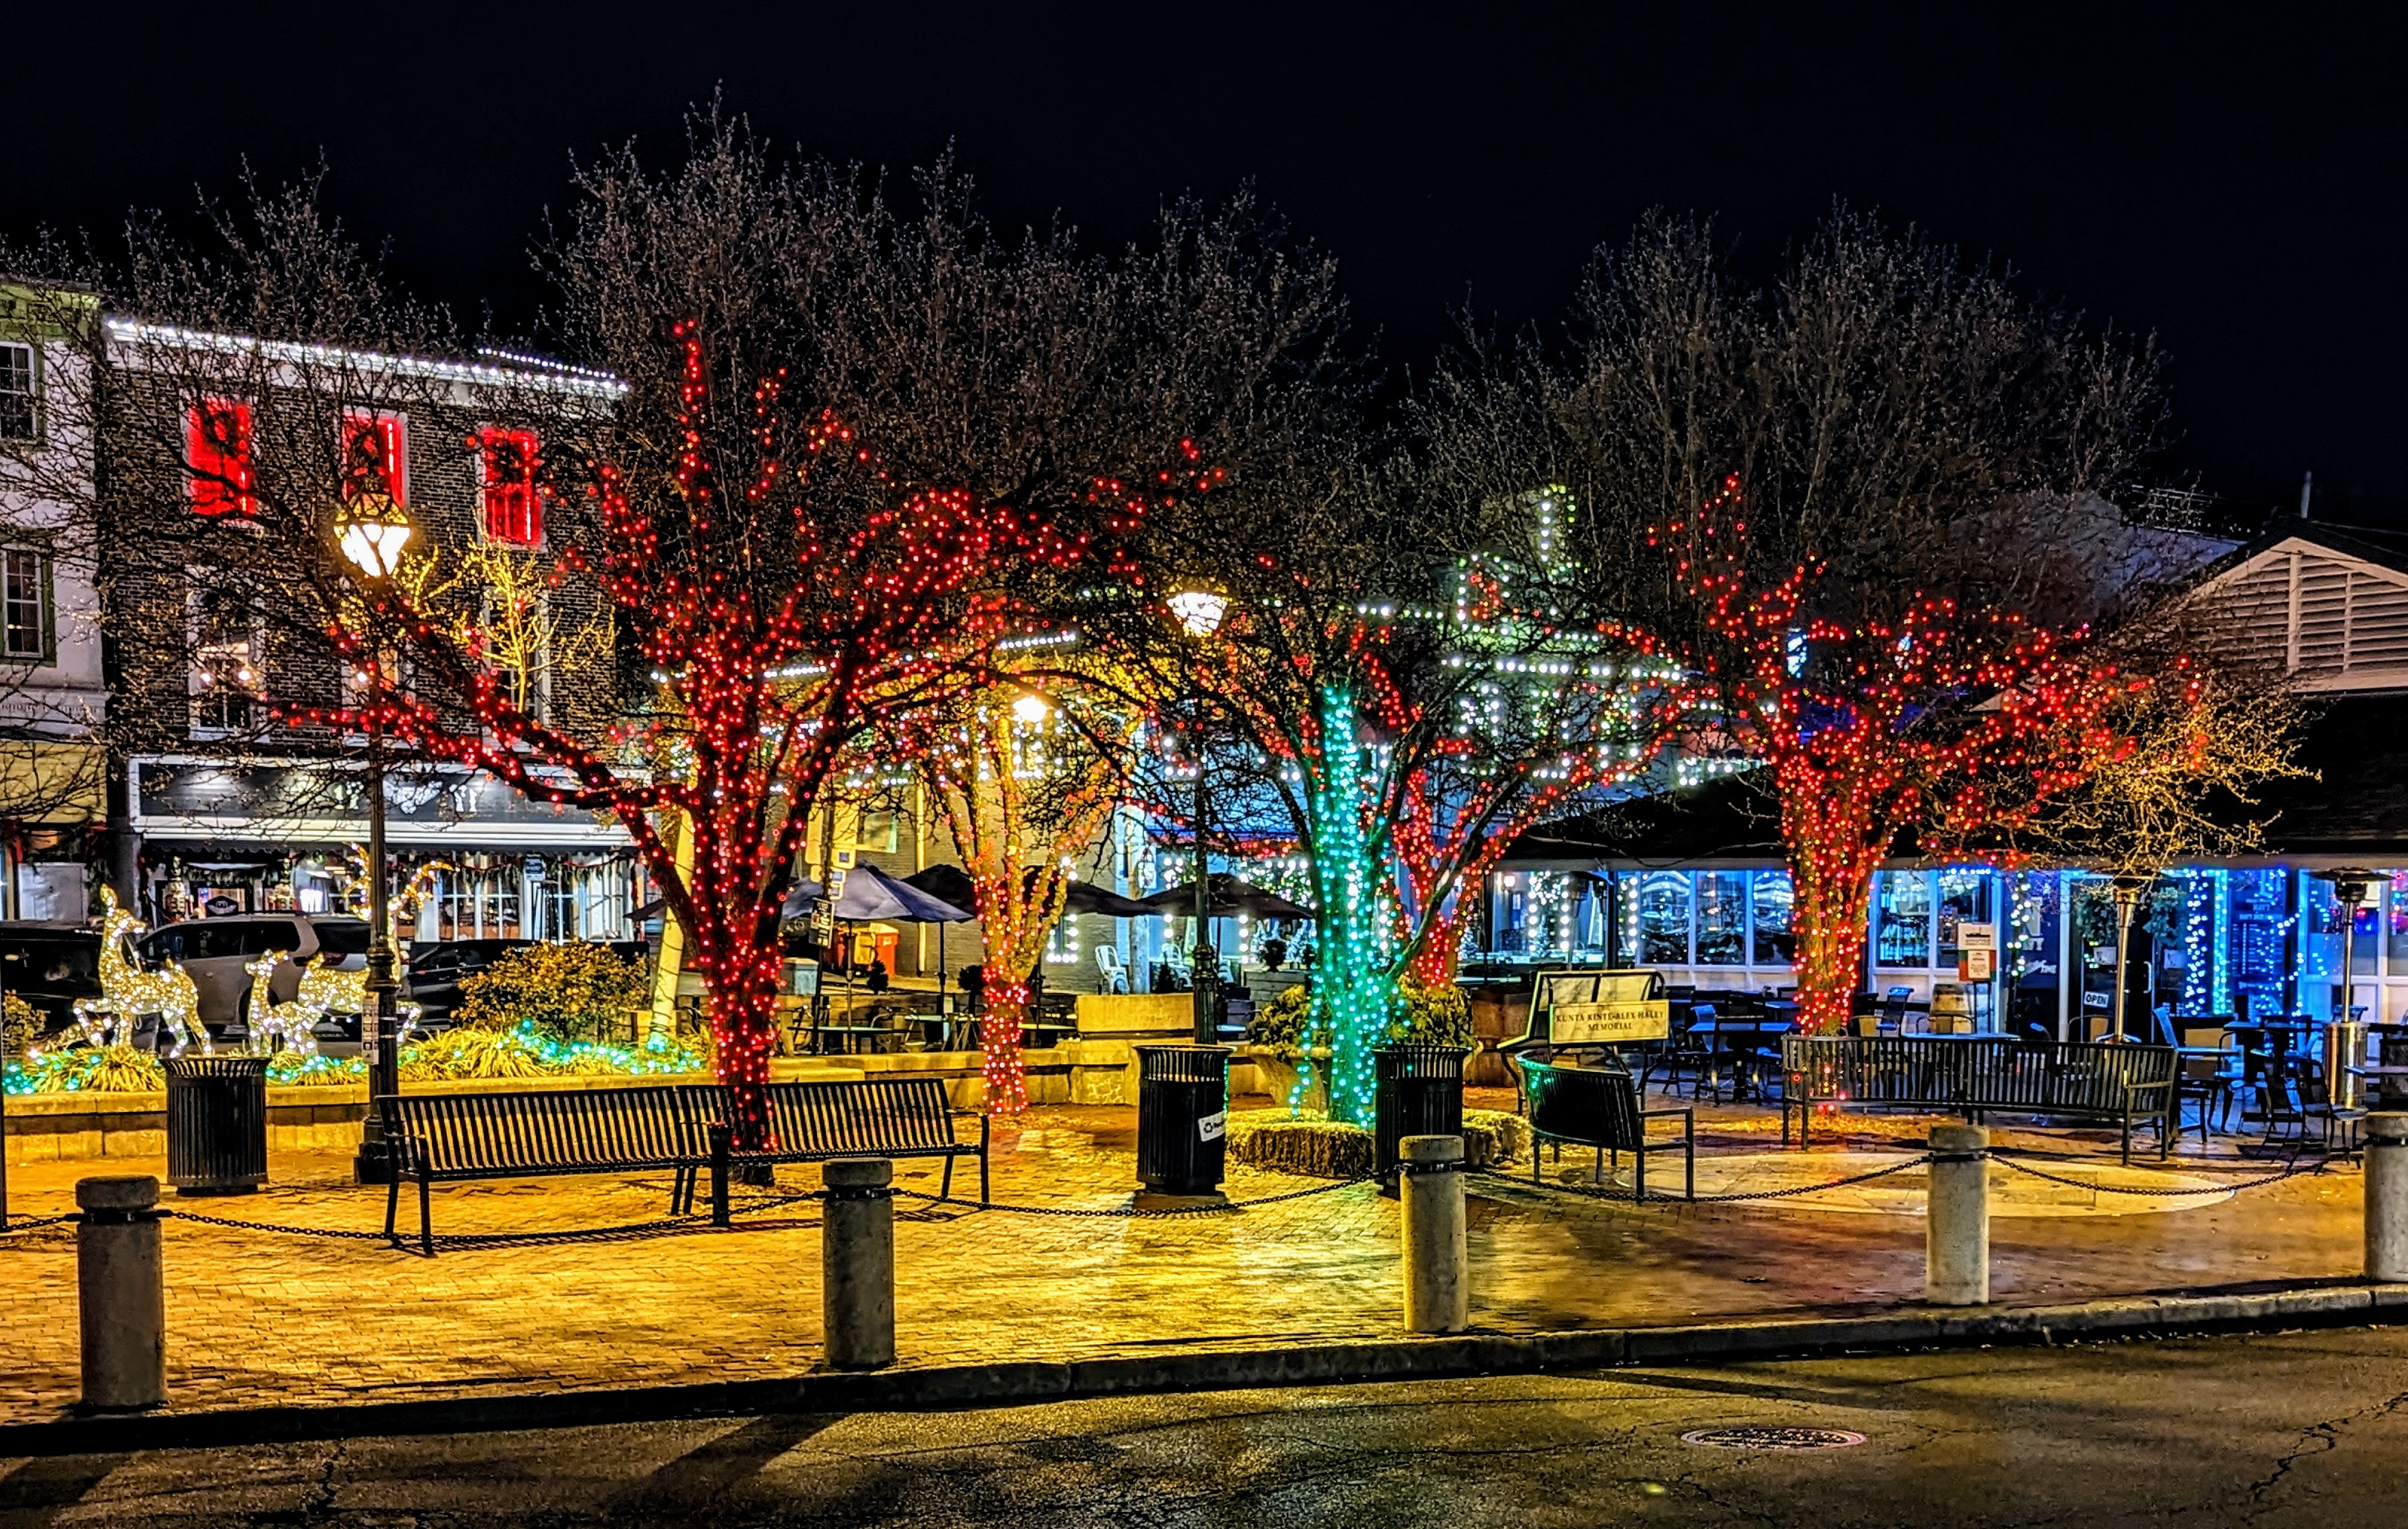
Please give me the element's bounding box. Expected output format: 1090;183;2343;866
1680;1426;1866;1451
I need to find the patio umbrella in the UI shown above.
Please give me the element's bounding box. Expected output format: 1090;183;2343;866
904;864;1160;919
1140;873;1315;920
781;863;975;923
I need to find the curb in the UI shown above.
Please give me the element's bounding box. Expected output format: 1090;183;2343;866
6;1281;2406;1456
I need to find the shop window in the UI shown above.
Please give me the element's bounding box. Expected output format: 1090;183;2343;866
2386;873;2408;977
1694;872;1746;965
0;342;36;439
340;411;408;504
1;548;51;661
2352;879;2386;976
1875;871;1933;967
478;427;542;546
1750;870;1795;966
1937;868;1992;969
857;809;901;854
2229;867;2289;1020
187;399;257;517
1045;912;1082;966
437;864;524;940
1635;870;1690;965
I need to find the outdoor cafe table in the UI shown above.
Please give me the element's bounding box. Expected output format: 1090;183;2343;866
1685;1018;1796;1102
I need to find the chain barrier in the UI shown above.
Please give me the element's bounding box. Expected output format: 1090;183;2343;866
1482;1153;1941;1206
1987;1151;2329;1198
893;1175;1377;1218
0;1215;74;1235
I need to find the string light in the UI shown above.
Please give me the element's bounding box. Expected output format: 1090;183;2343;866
1655;476;2135;1033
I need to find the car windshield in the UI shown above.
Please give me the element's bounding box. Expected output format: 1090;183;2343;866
312;922;371;957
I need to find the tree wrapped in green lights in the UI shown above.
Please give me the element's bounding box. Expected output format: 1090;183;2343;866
1105;378;1691;1123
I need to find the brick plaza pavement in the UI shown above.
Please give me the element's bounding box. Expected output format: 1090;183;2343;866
0;1091;2369;1422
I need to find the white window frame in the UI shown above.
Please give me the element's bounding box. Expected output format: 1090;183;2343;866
0;341;37;442
0;546;51;662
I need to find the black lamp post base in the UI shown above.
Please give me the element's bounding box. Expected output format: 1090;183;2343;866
353;1119;398;1186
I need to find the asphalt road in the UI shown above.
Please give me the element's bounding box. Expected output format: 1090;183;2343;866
5;1328;2407;1526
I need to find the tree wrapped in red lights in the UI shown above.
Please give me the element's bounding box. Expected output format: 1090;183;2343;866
1656;478;2136;1032
352;121;1337;1142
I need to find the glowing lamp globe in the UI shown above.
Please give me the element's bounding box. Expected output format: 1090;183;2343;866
1010;692;1052;725
336;490;414;579
1166;589;1227;638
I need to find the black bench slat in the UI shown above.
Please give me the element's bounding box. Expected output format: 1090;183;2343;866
1782;1036;2176;1162
1517;1058;1695;1200
378;1077;992;1253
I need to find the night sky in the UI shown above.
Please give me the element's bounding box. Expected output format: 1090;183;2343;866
7;5;2398;523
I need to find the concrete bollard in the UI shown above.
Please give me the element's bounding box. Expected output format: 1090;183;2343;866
1400;1134;1469;1334
2366;1113;2408;1281
1926;1123;1991;1306
77;1174;166;1412
822;1158;896;1371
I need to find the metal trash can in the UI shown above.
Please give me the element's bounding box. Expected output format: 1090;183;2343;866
1134;1045;1229;1196
164;1056;269;1195
2325;1018;2369;1113
1375;1046;1468;1192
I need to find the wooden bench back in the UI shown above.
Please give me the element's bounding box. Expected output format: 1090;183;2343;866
1516;1058;1644;1151
387;1086;700;1176
681;1076;962;1156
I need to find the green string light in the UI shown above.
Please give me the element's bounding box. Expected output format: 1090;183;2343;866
1298;682;1399;1127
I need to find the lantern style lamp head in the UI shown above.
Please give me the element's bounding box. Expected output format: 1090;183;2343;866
1010;691;1052;726
1166;588;1228;639
335;489;414;580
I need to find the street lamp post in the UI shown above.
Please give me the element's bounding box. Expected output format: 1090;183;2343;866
1166;589;1227;1046
335;490;414;1186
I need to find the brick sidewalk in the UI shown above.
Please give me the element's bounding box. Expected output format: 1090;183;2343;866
0;1093;2366;1422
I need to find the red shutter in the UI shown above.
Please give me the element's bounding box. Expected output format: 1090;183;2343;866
188;400;256;517
480;427;541;545
342;412;408;503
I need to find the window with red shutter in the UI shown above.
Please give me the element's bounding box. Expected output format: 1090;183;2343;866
340;411;409;505
478;427;542;546
188;399;257;517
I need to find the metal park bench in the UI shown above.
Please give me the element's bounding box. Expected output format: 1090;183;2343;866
379;1085;706;1255
380;1077;990;1254
680;1076;990;1210
1516;1056;1696;1201
1780;1035;2178;1163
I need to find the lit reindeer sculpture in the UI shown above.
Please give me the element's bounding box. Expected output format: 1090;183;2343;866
240;950;319;1058
71;887;207;1056
294;859;445;1040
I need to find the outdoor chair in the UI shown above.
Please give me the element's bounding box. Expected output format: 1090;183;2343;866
2174;1050;2236;1142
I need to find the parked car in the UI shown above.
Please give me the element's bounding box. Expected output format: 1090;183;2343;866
136;914;372;1039
401;939;535;1029
0;922;103;1040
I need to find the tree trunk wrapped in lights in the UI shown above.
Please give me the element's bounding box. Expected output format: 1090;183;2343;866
919;688;1124;1115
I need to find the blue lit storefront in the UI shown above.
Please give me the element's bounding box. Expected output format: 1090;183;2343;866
1483;858;2395;1038
1486;526;2408;1036
1488;688;2408;1040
